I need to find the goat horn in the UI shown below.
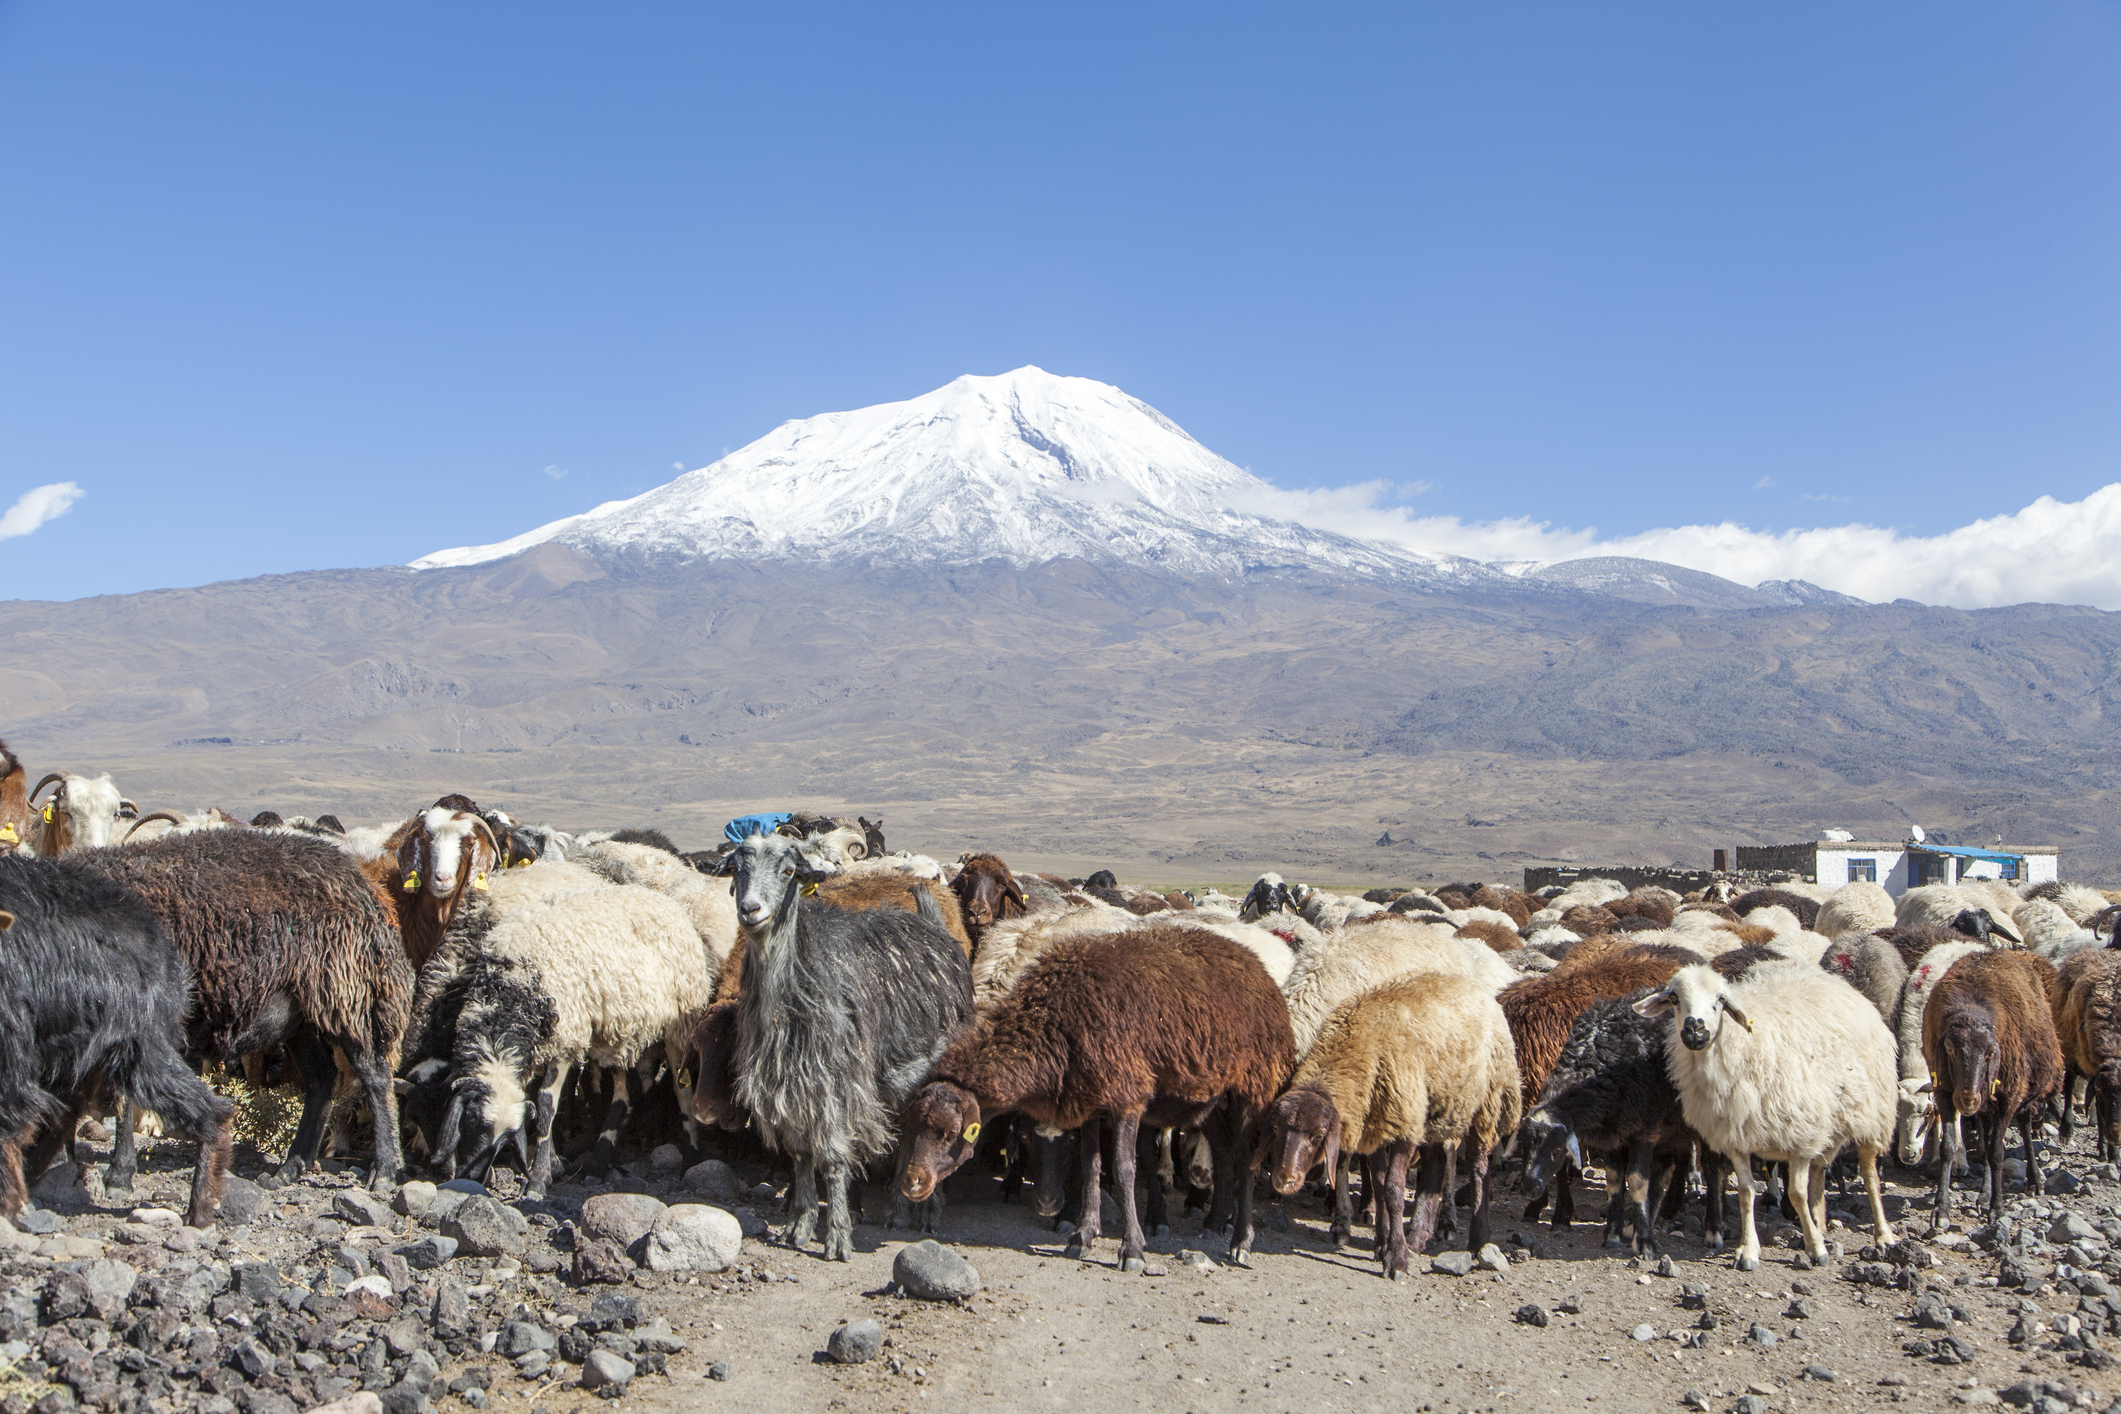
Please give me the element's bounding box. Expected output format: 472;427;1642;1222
124;811;188;841
469;815;502;859
29;773;64;803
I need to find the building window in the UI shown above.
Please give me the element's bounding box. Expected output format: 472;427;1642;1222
1847;858;1877;884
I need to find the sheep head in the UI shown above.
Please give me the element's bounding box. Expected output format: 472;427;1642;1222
399;806;502;907
953;854;1026;929
1632;964;1752;1052
1520;1110;1583;1194
1895;1077;1937;1166
899;1082;983;1202
1936;1011;2002;1117
1239;872;1295;922
31;772;125;852
1255;1086;1340;1197
709;831;833;936
1952;908;2022;946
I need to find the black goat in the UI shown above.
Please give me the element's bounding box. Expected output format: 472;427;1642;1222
0;855;234;1227
707;832;972;1260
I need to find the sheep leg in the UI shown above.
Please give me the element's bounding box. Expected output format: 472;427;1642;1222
822;1158;853;1262
1785;1157;1824;1265
1553;1162;1577;1231
1464;1136;1493;1254
1437;1145;1461;1244
1112;1112;1150;1273
1138;1125;1171;1238
1065;1116;1105;1260
106;1095;140;1196
278;1030;339;1183
0;1125;32;1218
1930;1115;1956;1236
1227;1118;1260;1268
779;1161;819;1249
344;1039;400;1192
1731;1149;1762;1271
1986;1114;2007;1214
2060;1068;2080;1143
129;1046;234;1231
581;1066;638;1179
1331;1154;1353;1248
1407;1142;1447;1265
1699;1148;1726;1254
2019;1108;2042;1202
525;1060;571;1201
1624;1144;1658;1257
1858;1145;1895;1247
1376;1139;1416;1280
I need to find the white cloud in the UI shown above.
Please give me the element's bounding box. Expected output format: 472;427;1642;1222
543;465;569;481
1753;475;1776;490
0;482;84;541
1245;480;2121;610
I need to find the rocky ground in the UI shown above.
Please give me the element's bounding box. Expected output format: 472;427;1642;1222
10;1124;2121;1414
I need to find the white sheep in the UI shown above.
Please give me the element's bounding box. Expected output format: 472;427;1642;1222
1280;916;1479;1059
1815;881;1895;941
1896;885;1994;933
1635;958;1897;1269
2020;881;2115;927
570;837;740;986
2012;898;2097;962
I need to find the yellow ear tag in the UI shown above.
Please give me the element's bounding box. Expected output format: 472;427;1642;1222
402;871;420;892
1992;1077;2002;1097
473;873;489;892
41;804;53;823
0;823;15;843
513;857;532;868
961;1122;981;1144
676;1069;695;1090
801;880;819;897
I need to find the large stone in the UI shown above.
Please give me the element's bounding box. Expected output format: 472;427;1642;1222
642;1206;741;1274
2049;1213;2098;1245
648;1145;684;1174
683;1161;742;1204
78;1259;137;1320
392;1183;438;1220
587;1293;641;1331
579;1194;667;1251
397;1237;457;1271
41;1270;92;1322
334;1192;395;1229
1475;1243;1510;1273
496;1322;554;1358
580;1351;634;1392
430;1279;470;1339
891;1241;980;1301
442;1198;525;1260
1430;1251;1475;1277
825;1320;882;1364
572;1239;632;1285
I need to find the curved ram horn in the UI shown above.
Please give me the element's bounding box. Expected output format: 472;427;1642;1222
124;811;190;842
29;773;65;803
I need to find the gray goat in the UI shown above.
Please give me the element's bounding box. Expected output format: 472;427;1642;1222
707;832;972;1260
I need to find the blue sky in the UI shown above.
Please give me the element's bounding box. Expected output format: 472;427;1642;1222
3;2;2118;603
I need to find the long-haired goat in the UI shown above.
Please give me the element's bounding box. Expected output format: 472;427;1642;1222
0;854;234;1227
708;831;972;1261
2054;949;2121;1161
1922;948;2063;1228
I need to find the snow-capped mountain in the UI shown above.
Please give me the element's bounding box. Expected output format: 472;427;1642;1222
413;367;1493;584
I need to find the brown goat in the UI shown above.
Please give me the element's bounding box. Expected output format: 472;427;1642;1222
951;852;1027;947
1923;949;2064;1229
2053;949;2121;1161
1455;919;1520;954
74;830;414;1191
1499;944;1697;1230
0;742;33;856
899;927;1294;1271
817;872;972;954
372;798;503;970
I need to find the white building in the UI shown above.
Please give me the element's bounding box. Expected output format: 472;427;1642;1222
1737;840;2059;897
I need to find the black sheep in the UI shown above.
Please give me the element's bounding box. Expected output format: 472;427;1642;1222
0;855;233;1227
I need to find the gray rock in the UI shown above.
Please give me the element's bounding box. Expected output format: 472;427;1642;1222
1513;1304;1548;1327
1430;1251;1475;1277
1787;1297;1813;1320
234;1261;280;1302
383;1317;426;1358
231;1339;273;1379
2050;1213;2098;1245
15;1207;59;1236
731;1207;768;1238
1652;1254;1676;1278
335;1191;395;1229
1912;1293;1954;1329
1679;1282;1709;1310
581;1350;634;1392
1176;1249;1216;1272
641;1205;741;1274
633;1318;684;1354
1630;1324;1656;1342
443;1198;526;1260
2047;1170;2083;1196
647;1145;684;1174
892;1240;981;1301
579;1194;667;1251
378;1380;429;1414
825;1320;882;1365
588;1292;643;1330
572;1238;632;1285
404;1351;440;1393
430;1280;470;1338
1803;1364;1838;1382
398;1237;458;1271
78;1258;136;1320
217;1177;266;1226
496;1322;555;1357
309;1396;384;1414
1475;1243;1510;1273
1735;1398;1768;1414
513;1352;550;1380
707;1362;730;1382
1749;1323;1779;1347
393;1183;438;1220
683;1161;742;1204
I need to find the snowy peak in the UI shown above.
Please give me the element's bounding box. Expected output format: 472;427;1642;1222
412;368;1471;582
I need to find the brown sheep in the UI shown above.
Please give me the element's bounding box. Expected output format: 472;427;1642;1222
817;871;972;954
2053;949;2121;1161
899;927;1295;1271
1923;949;2065;1228
1560;904;1621;936
0;741;34;856
1732;888;1821;930
1606;891;1677;928
1499;944;1697;1230
1470;886;1533;928
950;852;1028;948
1455;919;1520;954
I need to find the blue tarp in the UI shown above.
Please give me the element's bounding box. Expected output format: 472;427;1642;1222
1910;843;2024;864
724;812;791;843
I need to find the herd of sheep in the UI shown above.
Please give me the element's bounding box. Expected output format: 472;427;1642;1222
6;739;2121;1291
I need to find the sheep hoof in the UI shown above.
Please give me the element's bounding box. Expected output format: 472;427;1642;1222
1120;1256;1145;1274
1064;1236;1090;1261
1735;1253;1757;1272
1227;1248;1251;1268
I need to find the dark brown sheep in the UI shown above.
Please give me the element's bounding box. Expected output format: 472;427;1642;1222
1732;888;1821;930
899;927;1295;1271
74;830;414;1191
1881;923;1959;973
1923;949;2064;1228
0;741;32;856
672;1000;746;1131
817;871;973;954
950;853;1027;948
2053;949;2121;1160
1606;891;1678;928
1470;886;1533;928
1560;904;1621;936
